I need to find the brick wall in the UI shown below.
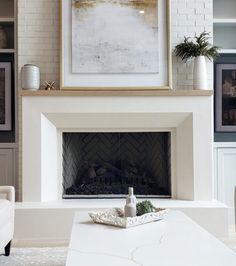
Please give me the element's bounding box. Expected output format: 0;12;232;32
17;0;213;200
171;0;213;89
18;0;213;90
18;0;60;86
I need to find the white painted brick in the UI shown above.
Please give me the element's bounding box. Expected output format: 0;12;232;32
195;8;211;15
187;2;204;9
187;14;205;21
178;17;195;26
173;2;186;9
205;2;213;9
178;8;195;15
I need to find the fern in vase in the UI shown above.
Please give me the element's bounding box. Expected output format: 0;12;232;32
174;32;219;90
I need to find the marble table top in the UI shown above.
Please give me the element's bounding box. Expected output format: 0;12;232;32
66;210;236;266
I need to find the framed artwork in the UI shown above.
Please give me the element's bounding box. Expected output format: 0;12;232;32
60;0;172;90
0;62;11;131
215;64;236;132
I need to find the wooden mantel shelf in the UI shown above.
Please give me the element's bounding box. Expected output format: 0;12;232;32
20;89;213;97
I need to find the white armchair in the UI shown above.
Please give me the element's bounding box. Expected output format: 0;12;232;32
0;186;15;256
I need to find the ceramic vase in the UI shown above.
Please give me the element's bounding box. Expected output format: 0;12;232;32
21;64;40;90
193;56;208;90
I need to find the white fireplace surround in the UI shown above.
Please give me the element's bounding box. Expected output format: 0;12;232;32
22;93;213;202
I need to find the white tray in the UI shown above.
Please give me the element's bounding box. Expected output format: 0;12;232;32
89;208;167;228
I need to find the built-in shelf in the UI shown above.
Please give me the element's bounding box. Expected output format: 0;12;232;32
0;21;14;49
0;143;18;149
213;0;236;51
214;25;236;50
0;49;15;53
219;49;236;54
213;19;236;25
0;17;14;22
20;89;213;97
0;0;17;188
0;0;14;18
213;0;236;20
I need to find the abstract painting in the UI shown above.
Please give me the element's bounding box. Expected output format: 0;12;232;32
71;0;159;73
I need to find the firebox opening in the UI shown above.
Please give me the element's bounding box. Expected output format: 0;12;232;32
62;132;171;199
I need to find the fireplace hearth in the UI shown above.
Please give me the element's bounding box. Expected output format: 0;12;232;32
63;132;171;198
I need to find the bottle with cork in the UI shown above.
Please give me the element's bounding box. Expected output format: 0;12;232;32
124;187;137;217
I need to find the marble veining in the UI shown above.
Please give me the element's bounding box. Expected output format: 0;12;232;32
68;234;165;266
66;211;236;266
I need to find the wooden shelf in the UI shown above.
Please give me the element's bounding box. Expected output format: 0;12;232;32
20;89;213;97
0;143;18;149
0;49;15;53
219;49;236;54
213;18;236;25
0;17;14;22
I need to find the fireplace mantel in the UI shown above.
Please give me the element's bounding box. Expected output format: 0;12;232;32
21;89;213;97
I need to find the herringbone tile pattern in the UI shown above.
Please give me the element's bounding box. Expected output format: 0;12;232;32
63;132;171;197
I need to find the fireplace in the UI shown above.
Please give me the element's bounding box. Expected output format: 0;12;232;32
21;92;214;202
20;93;229;238
62;132;171;198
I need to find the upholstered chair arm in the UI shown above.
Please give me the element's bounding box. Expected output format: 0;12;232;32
0;186;15;202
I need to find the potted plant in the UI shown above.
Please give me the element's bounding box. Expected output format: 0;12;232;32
174;31;219;90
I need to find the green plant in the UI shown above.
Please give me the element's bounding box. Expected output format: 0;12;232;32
174;31;219;61
136;200;155;216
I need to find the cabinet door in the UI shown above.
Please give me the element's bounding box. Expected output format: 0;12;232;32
217;148;236;223
0;149;14;186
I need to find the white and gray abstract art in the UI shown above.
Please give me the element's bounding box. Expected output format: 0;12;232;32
71;0;159;73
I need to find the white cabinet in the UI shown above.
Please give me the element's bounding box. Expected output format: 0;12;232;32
0;148;15;186
214;143;236;224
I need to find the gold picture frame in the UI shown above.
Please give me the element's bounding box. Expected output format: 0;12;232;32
60;0;172;91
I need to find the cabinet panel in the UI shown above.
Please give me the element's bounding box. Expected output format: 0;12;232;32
215;146;236;224
0;148;14;186
217;148;236;206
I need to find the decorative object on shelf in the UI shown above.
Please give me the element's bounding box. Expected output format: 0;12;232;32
124;187;136;217
174;32;219;90
136;200;156;216
43;81;55;91
0;26;7;49
60;0;172;90
215;63;236;132
89;207;167;228
21;64;40;90
0;62;11;131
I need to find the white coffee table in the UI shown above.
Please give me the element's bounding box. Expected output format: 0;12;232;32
66;210;236;266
